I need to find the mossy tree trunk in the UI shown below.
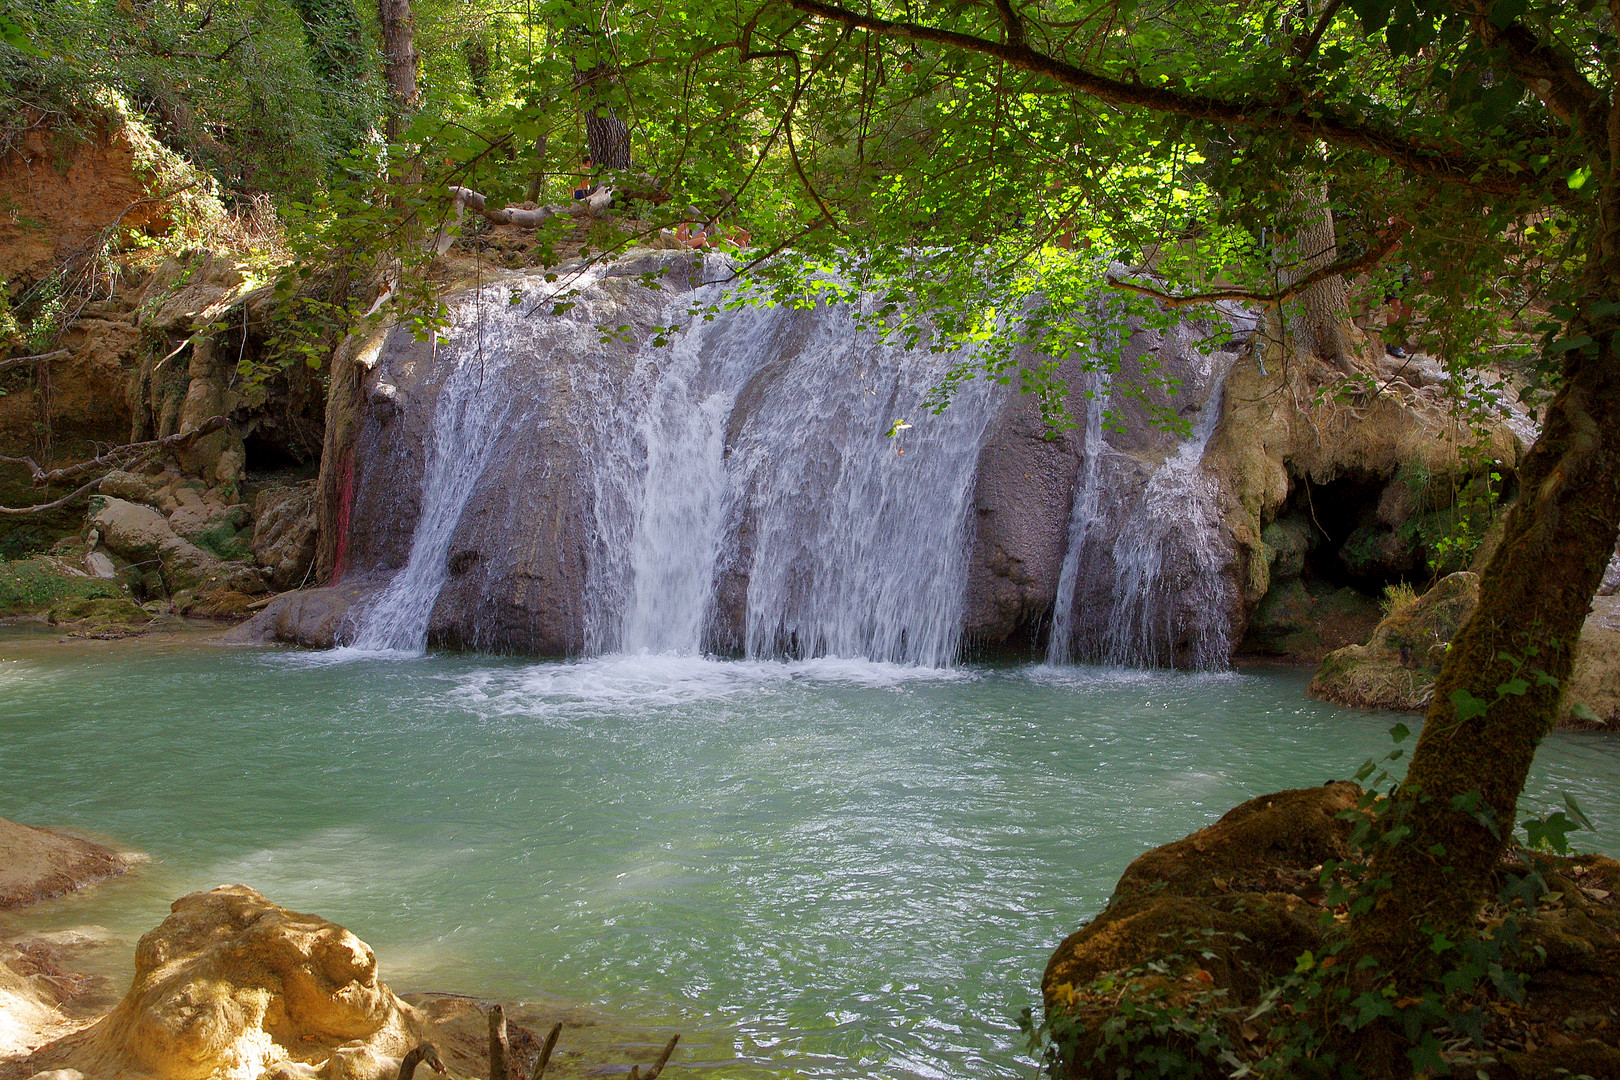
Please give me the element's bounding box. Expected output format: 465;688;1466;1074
1352;262;1620;976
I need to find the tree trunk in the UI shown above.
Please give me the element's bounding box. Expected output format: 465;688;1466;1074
1351;277;1620;972
573;62;632;169
1282;181;1359;374
378;0;419;141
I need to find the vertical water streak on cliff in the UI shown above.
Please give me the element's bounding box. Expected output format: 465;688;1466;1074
349;314;516;654
1098;358;1235;669
616;309;769;654
735;312;1000;666
1046;369;1112;664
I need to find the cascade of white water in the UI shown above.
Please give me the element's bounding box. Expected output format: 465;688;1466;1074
1045;369;1112;664
731;312;998;666
345;269;619;655
1047;354;1236;670
1100;357;1235;669
349;338;516;653
616;307;772;654
580;286;1000;665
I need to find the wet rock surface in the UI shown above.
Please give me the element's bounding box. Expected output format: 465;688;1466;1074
0;819;129;911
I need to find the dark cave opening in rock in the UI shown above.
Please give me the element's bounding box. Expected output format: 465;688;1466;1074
242;432;311;478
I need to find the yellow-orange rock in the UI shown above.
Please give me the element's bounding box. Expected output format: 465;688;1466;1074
20;886;421;1080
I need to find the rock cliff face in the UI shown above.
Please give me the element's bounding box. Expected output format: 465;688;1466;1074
239;250;1537;669
242;253;1259;663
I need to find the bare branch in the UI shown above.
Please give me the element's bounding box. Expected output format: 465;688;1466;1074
0;417;233;518
0;348;69;374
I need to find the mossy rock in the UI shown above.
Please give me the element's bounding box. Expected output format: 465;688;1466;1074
47;596;152;628
1040;787;1620;1080
1308;572;1479;711
0;556;125;615
1260;517;1313;581
190;522;252;561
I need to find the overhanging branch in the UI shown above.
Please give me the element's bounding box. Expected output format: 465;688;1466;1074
1106;222;1410;309
782;0;1544;198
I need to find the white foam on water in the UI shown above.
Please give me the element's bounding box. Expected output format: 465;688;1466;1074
446;652;979;720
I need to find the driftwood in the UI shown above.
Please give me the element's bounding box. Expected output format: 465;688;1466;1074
397;1043;448;1080
480;1004;676;1080
436;185;615;253
0;348;69;374
630;1035;679;1080
487;1004;511;1080
531;1022;561;1080
0;415;231;516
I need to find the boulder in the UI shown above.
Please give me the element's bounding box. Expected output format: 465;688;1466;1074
46;597;152;635
223;581;380;648
15;886;420;1080
88;497;260;602
1311;574;1620;726
251;484;318;591
1039;786;1620;1078
0;818;129;910
1308;572;1478;712
1241;581;1381;662
1566;595;1620;728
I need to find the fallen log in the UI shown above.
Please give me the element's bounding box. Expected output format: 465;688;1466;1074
0;415;232;515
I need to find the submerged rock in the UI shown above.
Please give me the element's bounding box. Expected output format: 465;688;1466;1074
0;818;129;910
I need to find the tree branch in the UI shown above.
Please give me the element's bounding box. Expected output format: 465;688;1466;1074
1294;0;1344;61
0;348;69;374
1452;0;1601;124
1105;221;1410;309
989;0;1024;46
0;415;232;508
783;0;1543;198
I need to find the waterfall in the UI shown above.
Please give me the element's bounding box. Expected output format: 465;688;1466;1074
1046;369;1111;664
615;302;767;654
1048;355;1236;670
347;297;519;654
581;288;999;665
1097;363;1233;668
730;316;998;666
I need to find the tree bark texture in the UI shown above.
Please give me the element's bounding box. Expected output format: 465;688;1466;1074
1282;181;1358;374
378;0;419;141
573;62;631;169
1352;278;1620;971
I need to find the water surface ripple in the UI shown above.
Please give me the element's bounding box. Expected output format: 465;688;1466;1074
3;637;1618;1079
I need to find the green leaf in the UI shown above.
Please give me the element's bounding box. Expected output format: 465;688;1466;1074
1449;688;1490;721
1568;167;1592;190
1569;702;1604;724
1562;793;1594;831
1388;722;1411;743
